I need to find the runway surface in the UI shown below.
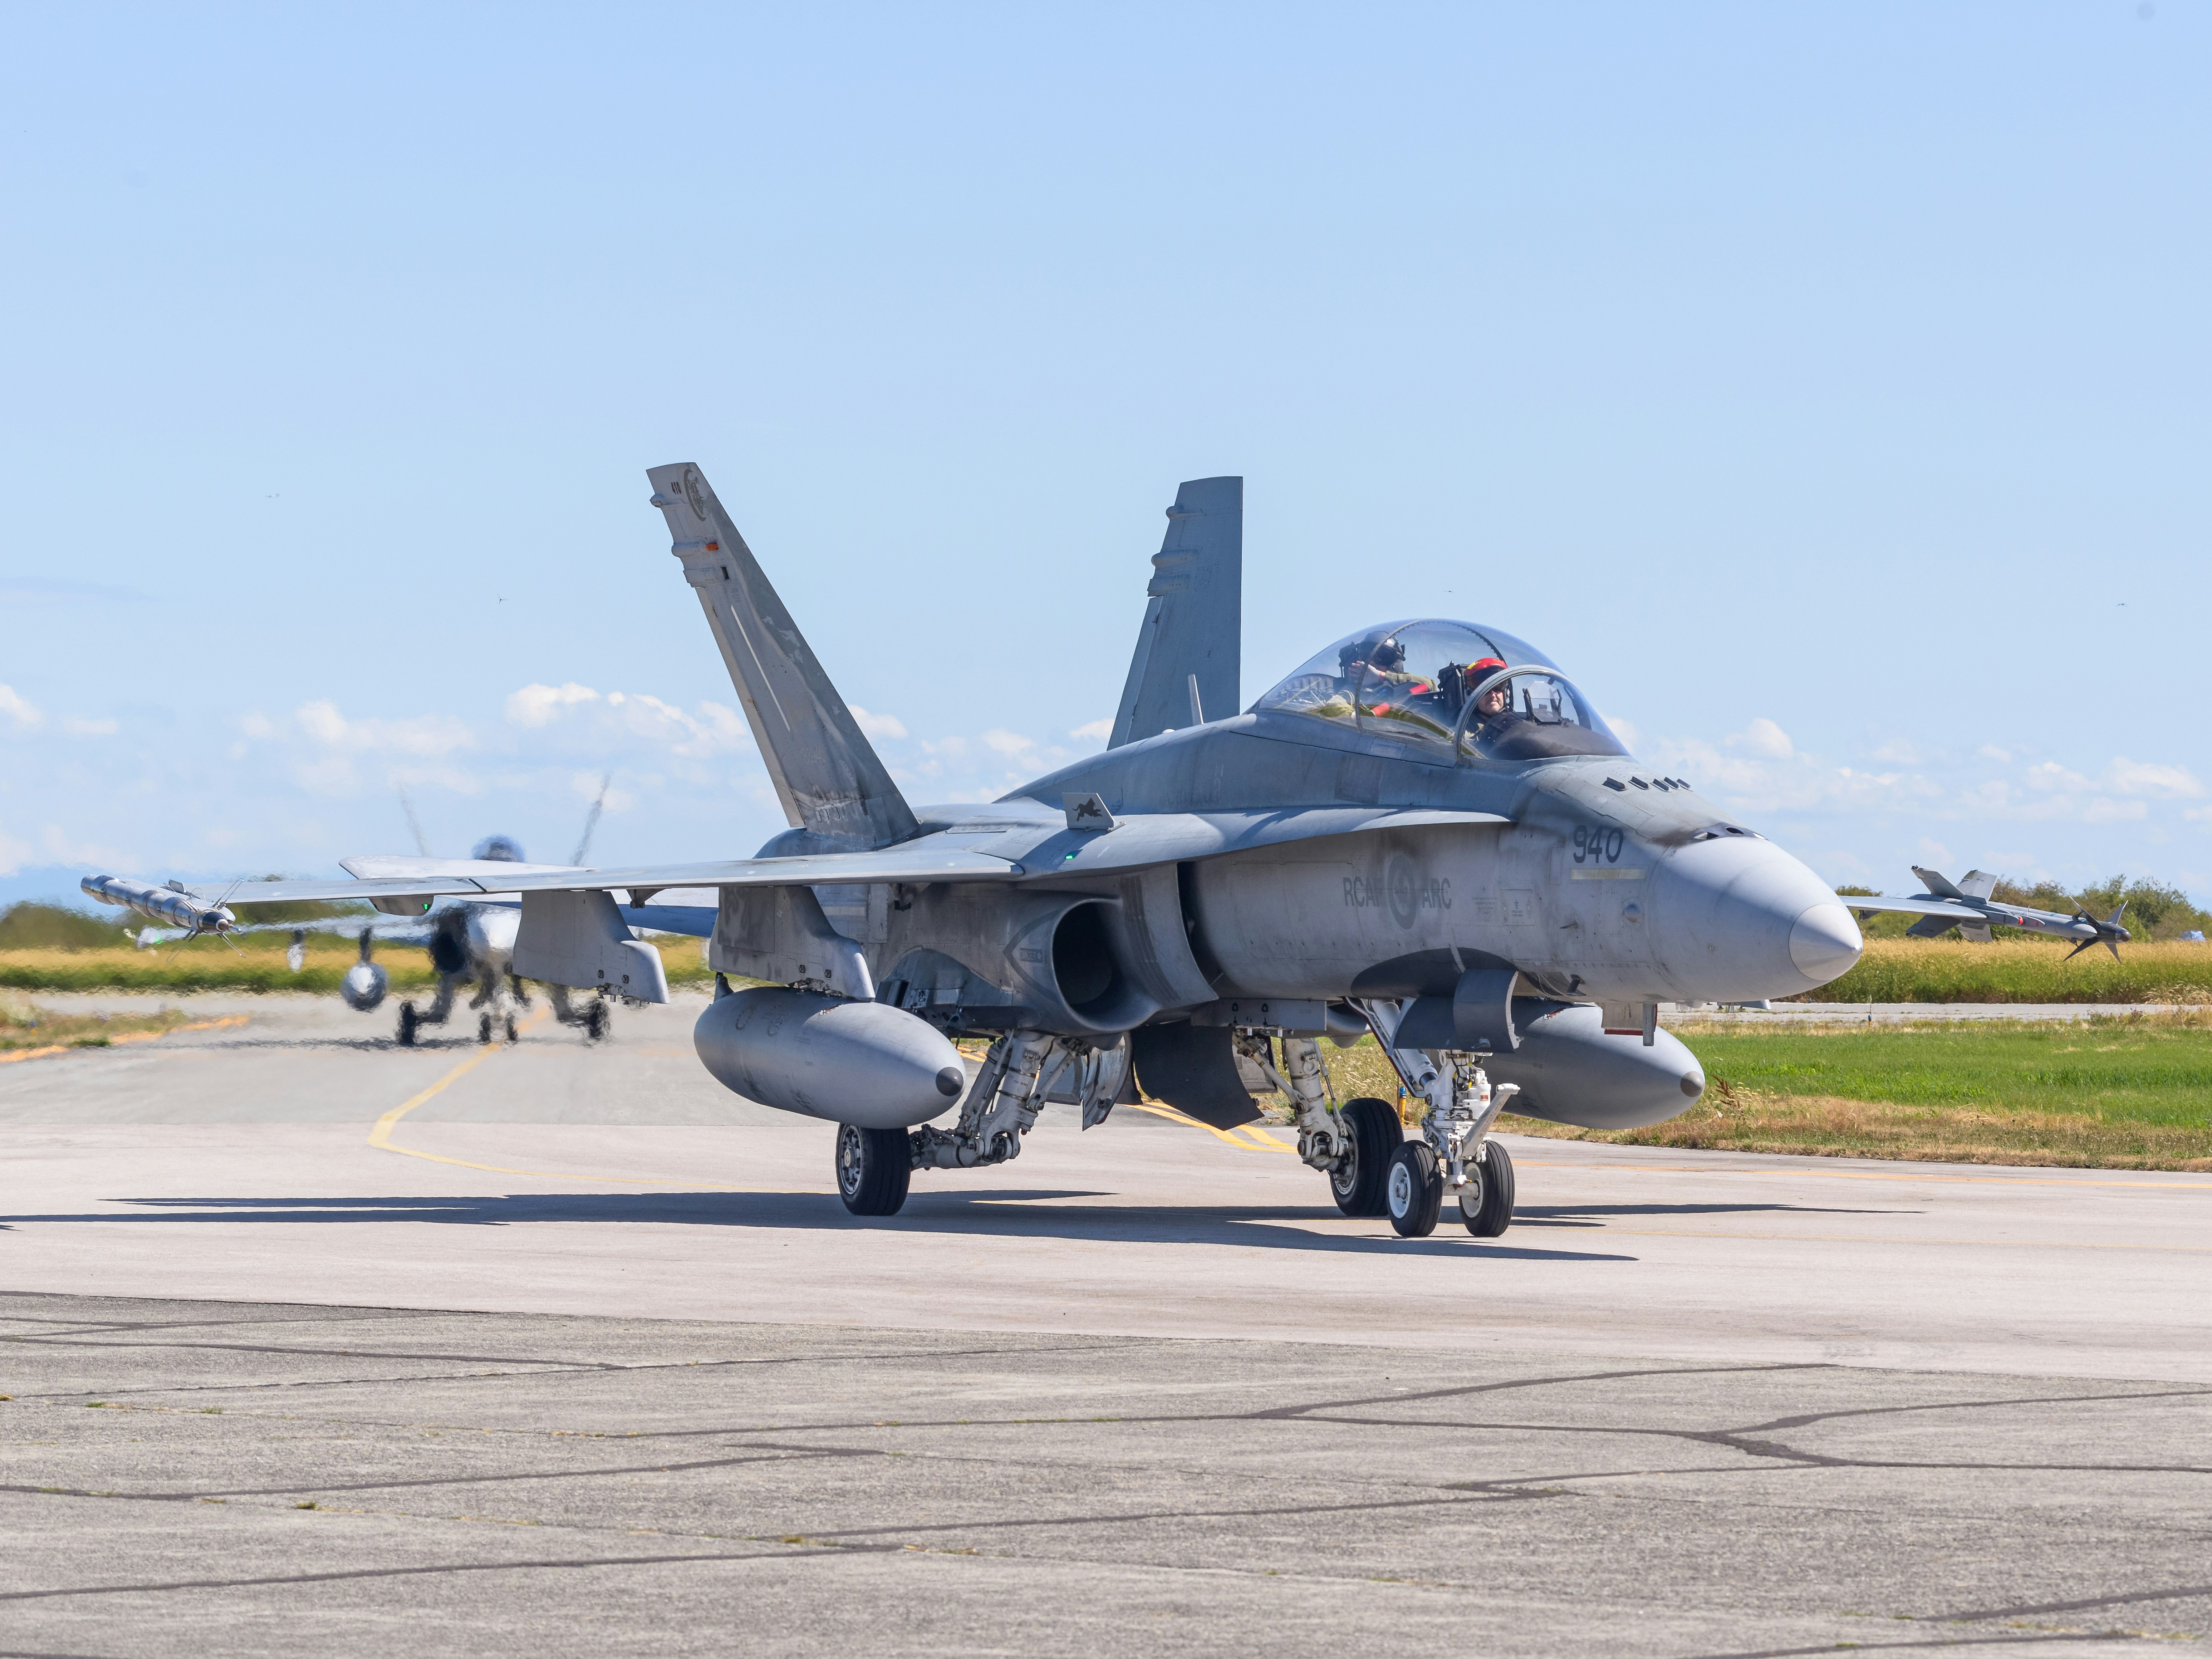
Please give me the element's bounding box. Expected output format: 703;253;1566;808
3;993;2207;1655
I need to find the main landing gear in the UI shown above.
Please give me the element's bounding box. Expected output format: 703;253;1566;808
836;1124;911;1217
835;1029;1130;1219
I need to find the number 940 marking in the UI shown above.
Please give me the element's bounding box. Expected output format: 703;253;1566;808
1572;825;1624;864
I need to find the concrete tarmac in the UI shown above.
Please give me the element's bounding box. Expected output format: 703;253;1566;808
2;993;2207;1655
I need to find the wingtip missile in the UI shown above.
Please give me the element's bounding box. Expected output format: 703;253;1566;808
81;874;238;938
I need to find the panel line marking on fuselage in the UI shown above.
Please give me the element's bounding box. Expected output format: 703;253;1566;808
368;1011;827;1193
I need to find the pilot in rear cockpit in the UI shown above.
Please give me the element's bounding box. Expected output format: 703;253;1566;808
1274;632;1423;719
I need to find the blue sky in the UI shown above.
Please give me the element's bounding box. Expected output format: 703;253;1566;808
2;2;2206;908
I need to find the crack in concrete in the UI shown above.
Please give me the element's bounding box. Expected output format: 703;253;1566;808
0;1544;879;1604
1937;1581;2212;1621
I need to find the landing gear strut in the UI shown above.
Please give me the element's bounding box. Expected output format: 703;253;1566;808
1350;1000;1522;1240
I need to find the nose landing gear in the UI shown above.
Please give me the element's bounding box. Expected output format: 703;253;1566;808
1347;1001;1522;1241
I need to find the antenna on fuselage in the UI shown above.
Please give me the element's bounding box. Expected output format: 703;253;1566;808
397;787;433;857
571;772;613;866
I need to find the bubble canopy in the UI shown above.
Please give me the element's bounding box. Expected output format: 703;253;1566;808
1252;619;1629;762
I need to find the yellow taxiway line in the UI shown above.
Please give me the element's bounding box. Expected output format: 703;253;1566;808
1121;1099;1300;1153
368;1008;823;1192
0;1014;250;1066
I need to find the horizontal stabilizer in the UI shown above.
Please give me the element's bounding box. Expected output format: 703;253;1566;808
1911;865;1966;900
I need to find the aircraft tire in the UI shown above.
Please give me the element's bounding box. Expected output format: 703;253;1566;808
477;1014;494;1045
585;1002;609;1043
504;1015;519;1044
836;1123;911;1218
1463;1140;1515;1237
1330;1098;1399;1217
396;1003;417;1047
1385;1141;1443;1237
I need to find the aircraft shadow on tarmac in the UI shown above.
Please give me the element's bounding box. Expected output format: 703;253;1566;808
7;1192;1641;1261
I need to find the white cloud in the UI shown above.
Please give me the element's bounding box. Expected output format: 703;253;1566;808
239;712;277;740
2105;759;2203;800
40;823;136;869
0;684;44;731
1726;718;1794;760
1604;715;1639;751
506;682;600;727
1977;744;2013;764
296;701;473;757
850;705;908;741
0;829;33;874
1916;838;1954;867
2026;762;2089;793
982;729;1037;757
61;717;118;738
1069;718;1114;743
507;683;749;757
2082;798;2149;824
602;692;749;756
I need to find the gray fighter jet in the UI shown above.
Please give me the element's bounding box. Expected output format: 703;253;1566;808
85;465;1881;1239
104;817;710;1046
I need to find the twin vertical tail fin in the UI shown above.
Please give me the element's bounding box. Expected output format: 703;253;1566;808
1108;477;1242;749
648;463;918;852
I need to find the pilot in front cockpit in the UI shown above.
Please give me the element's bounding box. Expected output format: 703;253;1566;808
1458;656;1526;743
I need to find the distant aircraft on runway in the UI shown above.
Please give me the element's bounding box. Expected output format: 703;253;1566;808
84;463;2110;1237
106;786;715;1047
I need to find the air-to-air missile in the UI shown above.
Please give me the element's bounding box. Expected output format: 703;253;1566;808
80;875;239;939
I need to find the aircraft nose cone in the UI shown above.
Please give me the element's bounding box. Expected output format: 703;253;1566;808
1652;836;1862;1001
1789;902;1863;982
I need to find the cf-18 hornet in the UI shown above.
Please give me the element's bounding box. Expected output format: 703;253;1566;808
92;789;713;1046
87;465;1889;1240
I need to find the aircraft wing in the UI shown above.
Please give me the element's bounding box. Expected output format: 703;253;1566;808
161;844;1026;908
137;805;1514;912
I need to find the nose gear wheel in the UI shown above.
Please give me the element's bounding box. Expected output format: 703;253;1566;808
1462;1139;1516;1236
1385;1141;1444;1237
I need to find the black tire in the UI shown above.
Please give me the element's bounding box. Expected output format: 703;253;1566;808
585;1001;609;1043
396;1003;417;1047
504;1016;519;1044
1330;1098;1401;1217
836;1123;911;1217
1463;1139;1516;1237
1385;1141;1443;1237
477;1013;494;1045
